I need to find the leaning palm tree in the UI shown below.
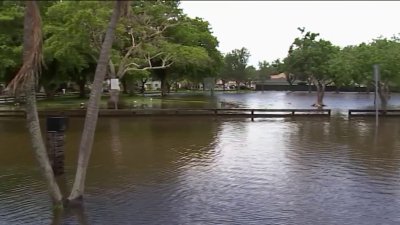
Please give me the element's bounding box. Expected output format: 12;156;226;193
8;1;63;205
68;0;130;202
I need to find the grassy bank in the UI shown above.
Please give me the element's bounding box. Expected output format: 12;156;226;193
0;93;212;110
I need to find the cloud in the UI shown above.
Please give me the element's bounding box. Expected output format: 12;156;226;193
180;1;400;67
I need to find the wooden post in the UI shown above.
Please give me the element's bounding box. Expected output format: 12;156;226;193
46;117;67;176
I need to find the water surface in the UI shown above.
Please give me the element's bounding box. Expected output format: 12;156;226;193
1;92;400;224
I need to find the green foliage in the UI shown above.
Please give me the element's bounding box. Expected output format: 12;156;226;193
167;16;223;79
367;37;400;84
244;65;257;82
156;15;222;84
220;47;251;83
0;0;222;93
327;37;400;88
44;1;112;72
257;59;282;80
325;46;357;87
284;28;340;83
282;28;400;90
111;1;222;86
0;1;24;82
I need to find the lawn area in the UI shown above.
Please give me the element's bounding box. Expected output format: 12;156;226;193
35;94;157;109
0;92;211;110
0;90;251;110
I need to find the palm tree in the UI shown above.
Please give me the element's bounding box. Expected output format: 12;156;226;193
7;1;63;205
68;0;130;202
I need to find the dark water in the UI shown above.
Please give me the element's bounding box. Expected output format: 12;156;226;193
1;92;400;225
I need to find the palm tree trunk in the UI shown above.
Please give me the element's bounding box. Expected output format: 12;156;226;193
68;1;123;202
22;1;63;205
25;78;64;204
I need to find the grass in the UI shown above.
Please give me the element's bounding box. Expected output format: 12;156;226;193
0;90;249;110
36;94;153;109
26;93;211;110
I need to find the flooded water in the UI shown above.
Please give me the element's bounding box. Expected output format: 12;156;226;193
1;92;400;225
146;91;400;114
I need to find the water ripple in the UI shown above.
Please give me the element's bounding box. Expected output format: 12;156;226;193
2;116;400;224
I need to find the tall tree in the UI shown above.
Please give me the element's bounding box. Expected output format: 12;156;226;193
166;16;223;85
257;59;283;82
68;0;129;202
220;47;251;90
151;15;220;96
284;28;339;107
7;0;63;206
244;65;257;87
348;38;400;108
44;1;112;98
106;0;179;107
325;46;355;93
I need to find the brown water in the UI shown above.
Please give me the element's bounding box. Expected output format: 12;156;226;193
1;92;400;225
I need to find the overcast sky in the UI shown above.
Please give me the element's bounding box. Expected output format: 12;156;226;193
180;1;400;67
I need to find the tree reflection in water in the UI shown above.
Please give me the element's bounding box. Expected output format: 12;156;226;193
50;174;89;225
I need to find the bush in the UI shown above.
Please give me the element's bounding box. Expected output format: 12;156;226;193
239;86;251;90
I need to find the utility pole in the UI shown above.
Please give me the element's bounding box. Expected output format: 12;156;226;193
373;64;380;127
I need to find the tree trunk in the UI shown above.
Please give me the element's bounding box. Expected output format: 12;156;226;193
174;82;179;92
222;80;226;91
68;1;122;202
78;77;86;98
378;82;390;110
140;78;147;94
25;68;64;206
23;1;63;205
158;70;168;97
44;86;56;99
108;89;119;109
167;81;171;94
286;73;294;86
335;85;340;94
121;78;128;94
107;63;119;109
313;81;325;108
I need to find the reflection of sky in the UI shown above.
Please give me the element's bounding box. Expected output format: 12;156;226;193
3;117;400;224
215;92;400;114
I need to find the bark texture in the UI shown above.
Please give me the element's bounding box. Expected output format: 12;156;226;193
68;1;123;201
19;1;63;204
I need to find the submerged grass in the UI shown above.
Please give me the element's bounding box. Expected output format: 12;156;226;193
0;92;212;110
